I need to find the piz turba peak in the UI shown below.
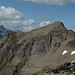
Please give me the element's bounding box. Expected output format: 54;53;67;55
0;21;75;75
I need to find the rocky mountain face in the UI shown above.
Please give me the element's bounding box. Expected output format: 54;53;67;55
0;21;75;75
0;25;13;38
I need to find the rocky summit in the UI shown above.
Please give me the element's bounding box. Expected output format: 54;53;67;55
0;21;75;75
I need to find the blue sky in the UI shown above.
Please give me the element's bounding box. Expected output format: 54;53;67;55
0;0;75;31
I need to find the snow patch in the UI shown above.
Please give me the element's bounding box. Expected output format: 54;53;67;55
62;50;68;55
71;50;75;55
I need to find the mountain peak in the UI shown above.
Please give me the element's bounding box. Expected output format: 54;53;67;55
53;21;64;26
0;22;75;75
0;25;5;29
0;25;13;38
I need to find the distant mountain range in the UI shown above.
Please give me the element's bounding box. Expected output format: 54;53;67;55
0;25;22;38
0;25;13;38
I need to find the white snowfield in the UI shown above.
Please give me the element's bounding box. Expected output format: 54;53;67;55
62;50;75;55
62;50;68;55
71;50;75;55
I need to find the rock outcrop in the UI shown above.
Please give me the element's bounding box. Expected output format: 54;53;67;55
0;21;75;75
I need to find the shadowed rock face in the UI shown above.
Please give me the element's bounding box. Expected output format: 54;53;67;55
0;21;75;75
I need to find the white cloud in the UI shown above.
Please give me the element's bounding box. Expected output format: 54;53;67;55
24;27;34;31
0;6;23;20
0;6;36;31
23;19;35;25
40;21;50;27
20;0;75;5
1;6;5;9
0;19;35;31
